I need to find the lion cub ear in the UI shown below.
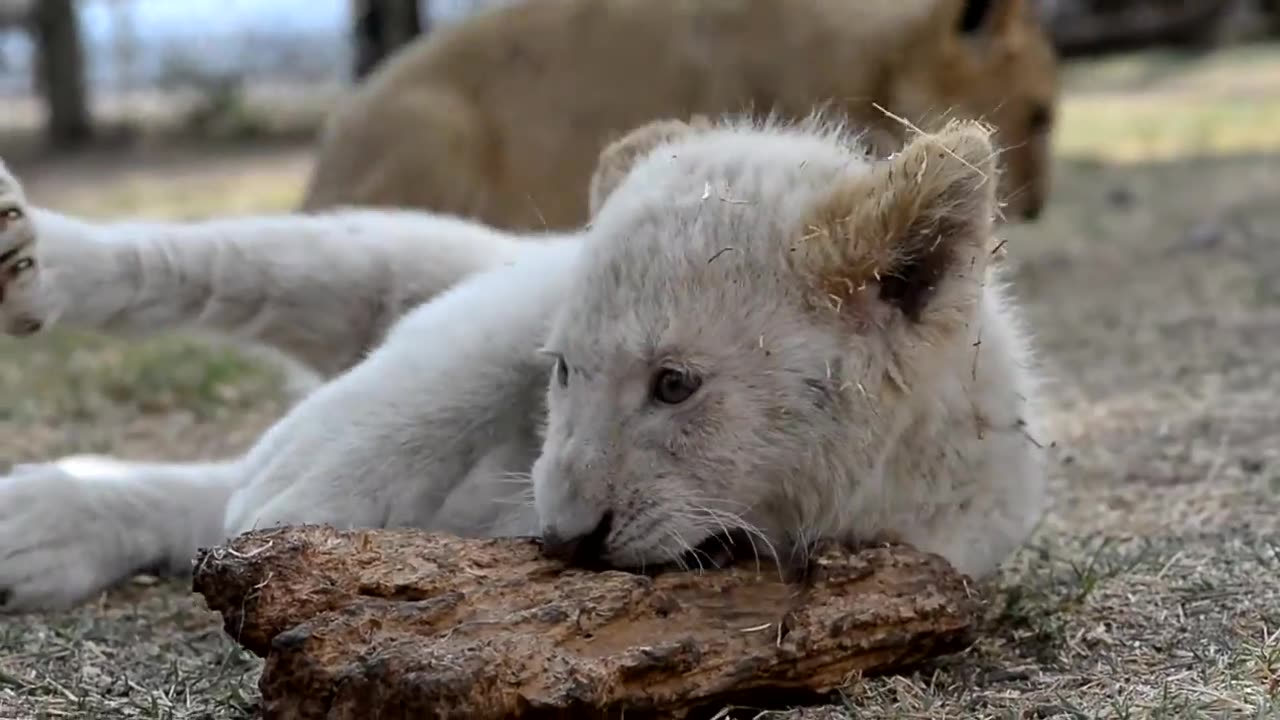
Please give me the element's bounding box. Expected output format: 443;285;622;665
794;121;998;330
588;116;713;217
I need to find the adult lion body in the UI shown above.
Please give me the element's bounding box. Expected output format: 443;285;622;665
301;0;1058;228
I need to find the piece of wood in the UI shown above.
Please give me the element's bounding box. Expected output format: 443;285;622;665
193;525;981;720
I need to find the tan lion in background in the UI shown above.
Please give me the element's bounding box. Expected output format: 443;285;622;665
300;0;1059;230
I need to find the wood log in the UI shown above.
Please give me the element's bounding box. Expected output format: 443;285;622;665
193;525;981;720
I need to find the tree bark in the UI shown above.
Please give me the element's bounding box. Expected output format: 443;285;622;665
351;0;426;80
194;525;982;720
32;0;92;148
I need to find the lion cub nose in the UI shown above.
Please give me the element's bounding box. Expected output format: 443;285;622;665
541;511;613;567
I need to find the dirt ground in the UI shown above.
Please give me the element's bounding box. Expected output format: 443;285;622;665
1;45;1279;719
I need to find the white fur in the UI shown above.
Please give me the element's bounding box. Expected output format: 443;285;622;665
0;456;238;607
0;118;1049;612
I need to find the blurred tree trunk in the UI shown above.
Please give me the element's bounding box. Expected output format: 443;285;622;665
1260;0;1280;34
352;0;428;80
0;2;29;29
32;0;93;148
1042;0;1239;56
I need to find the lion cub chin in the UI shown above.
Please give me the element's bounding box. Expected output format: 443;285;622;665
532;116;1048;581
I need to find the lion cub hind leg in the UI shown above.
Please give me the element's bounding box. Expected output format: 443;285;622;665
0;457;240;612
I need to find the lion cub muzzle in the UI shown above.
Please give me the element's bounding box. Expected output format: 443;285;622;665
540;511;614;569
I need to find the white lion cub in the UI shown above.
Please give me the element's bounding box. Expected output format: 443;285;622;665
0;160;555;378
0;117;1048;613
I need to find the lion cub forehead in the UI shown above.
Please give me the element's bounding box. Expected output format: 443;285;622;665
597;125;875;240
657;125;870;193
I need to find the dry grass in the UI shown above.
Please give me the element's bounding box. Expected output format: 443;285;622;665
2;42;1280;719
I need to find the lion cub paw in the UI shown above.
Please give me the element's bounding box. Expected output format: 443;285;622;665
0;161;45;337
0;465;134;612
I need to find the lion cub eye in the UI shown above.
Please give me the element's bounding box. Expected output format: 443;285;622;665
12;257;33;273
652;367;702;405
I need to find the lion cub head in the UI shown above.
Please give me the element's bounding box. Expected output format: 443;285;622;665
532;116;1000;573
